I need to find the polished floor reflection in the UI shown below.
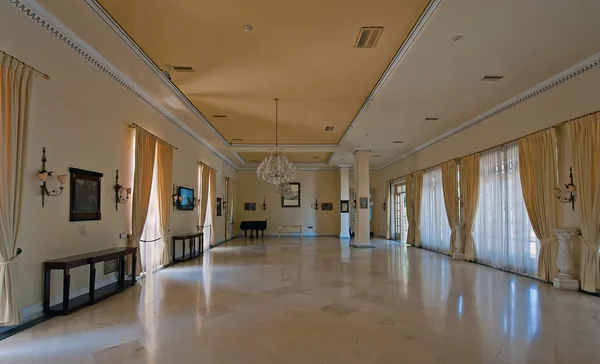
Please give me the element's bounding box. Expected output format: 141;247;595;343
2;238;600;363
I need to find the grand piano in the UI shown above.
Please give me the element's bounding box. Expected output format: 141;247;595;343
240;219;268;239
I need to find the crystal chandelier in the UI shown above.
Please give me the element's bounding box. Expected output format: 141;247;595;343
256;98;296;190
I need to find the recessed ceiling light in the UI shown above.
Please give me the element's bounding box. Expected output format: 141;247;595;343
451;35;463;43
393;140;404;144
244;25;253;32
481;75;504;81
424;117;439;121
213;114;227;118
314;157;320;160
324;126;334;131
171;66;195;73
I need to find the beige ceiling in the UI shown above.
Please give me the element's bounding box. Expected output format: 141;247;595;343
238;152;332;164
97;0;430;145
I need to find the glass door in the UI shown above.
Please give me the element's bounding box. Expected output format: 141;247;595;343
394;184;408;241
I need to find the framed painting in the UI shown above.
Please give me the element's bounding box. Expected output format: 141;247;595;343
216;197;222;216
359;197;369;209
244;202;256;211
281;182;301;208
321;202;333;211
69;168;103;221
340;200;349;213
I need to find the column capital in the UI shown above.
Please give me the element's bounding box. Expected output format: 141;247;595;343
351;149;371;155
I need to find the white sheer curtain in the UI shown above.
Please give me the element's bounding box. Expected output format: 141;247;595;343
473;141;539;276
420;167;451;254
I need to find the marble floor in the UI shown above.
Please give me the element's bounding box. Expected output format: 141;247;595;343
2;238;600;364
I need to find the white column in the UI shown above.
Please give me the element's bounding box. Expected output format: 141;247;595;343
339;166;351;239
352;150;373;248
553;227;580;291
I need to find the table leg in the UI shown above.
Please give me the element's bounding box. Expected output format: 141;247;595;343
43;267;51;313
89;263;96;302
131;250;137;284
189;237;193;258
63;269;71;313
118;256;125;288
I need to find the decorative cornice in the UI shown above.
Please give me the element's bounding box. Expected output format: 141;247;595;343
337;0;441;145
9;0;238;170
377;51;600;171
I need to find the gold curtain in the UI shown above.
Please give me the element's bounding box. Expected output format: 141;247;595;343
156;141;174;266
567;112;600;292
412;171;424;247
385;181;392;239
208;169;216;246
405;176;414;245
131;128;157;276
442;160;459;255
460;154;480;261
198;164;210;248
518;129;559;281
0;55;33;325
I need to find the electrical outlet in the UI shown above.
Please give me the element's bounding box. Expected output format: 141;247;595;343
308;226;314;229
119;233;129;239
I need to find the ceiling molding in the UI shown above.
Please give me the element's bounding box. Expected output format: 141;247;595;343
337;0;441;145
82;0;232;148
11;0;238;170
377;51;600;171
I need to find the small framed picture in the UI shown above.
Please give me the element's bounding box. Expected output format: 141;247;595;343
281;182;301;208
359;197;369;209
216;197;222;216
340;200;349;213
244;202;256;211
321;202;333;211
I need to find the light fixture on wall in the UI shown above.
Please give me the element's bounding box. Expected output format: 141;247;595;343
556;166;576;211
37;147;67;207
222;195;228;210
261;198;267;211
114;170;132;210
352;200;357;209
172;184;182;211
311;198;320;211
381;201;386;210
256;98;296;192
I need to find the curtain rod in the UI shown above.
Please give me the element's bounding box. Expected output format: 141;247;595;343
198;161;217;172
129;123;178;150
1;50;50;80
384;109;600;184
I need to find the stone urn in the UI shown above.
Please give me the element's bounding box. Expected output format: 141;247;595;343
553;227;580;291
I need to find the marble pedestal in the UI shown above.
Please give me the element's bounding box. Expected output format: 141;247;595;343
553;227;580;291
452;223;465;260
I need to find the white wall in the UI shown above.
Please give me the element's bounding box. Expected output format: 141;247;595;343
1;2;236;314
374;65;600;273
235;171;340;236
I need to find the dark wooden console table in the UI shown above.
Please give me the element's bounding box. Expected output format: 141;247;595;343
172;232;204;263
43;247;137;316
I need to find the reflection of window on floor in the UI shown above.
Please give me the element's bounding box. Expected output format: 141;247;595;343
140;156;163;275
394;184;408;241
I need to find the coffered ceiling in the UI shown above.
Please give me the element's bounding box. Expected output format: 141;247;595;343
237;152;332;164
96;0;430;145
28;0;600;170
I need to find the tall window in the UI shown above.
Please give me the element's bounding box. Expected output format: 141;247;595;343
394;184;408;241
420;167;451;253
140;157;161;275
473;141;539;276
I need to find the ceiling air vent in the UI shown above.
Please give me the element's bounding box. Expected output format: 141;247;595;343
481;75;503;81
373;155;382;158
313;156;320;160
213;115;227;118
424;117;439;121
172;66;195;73
231;138;243;143
324;126;334;131
355;27;383;48
393;140;404;144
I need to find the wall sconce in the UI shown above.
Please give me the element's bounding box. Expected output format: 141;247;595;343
222;195;228;210
172;184;182;211
352;200;357;209
37;147;67;207
556;166;576;211
381;201;386;210
114;170;132;210
311;198;320;211
260;198;267;211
